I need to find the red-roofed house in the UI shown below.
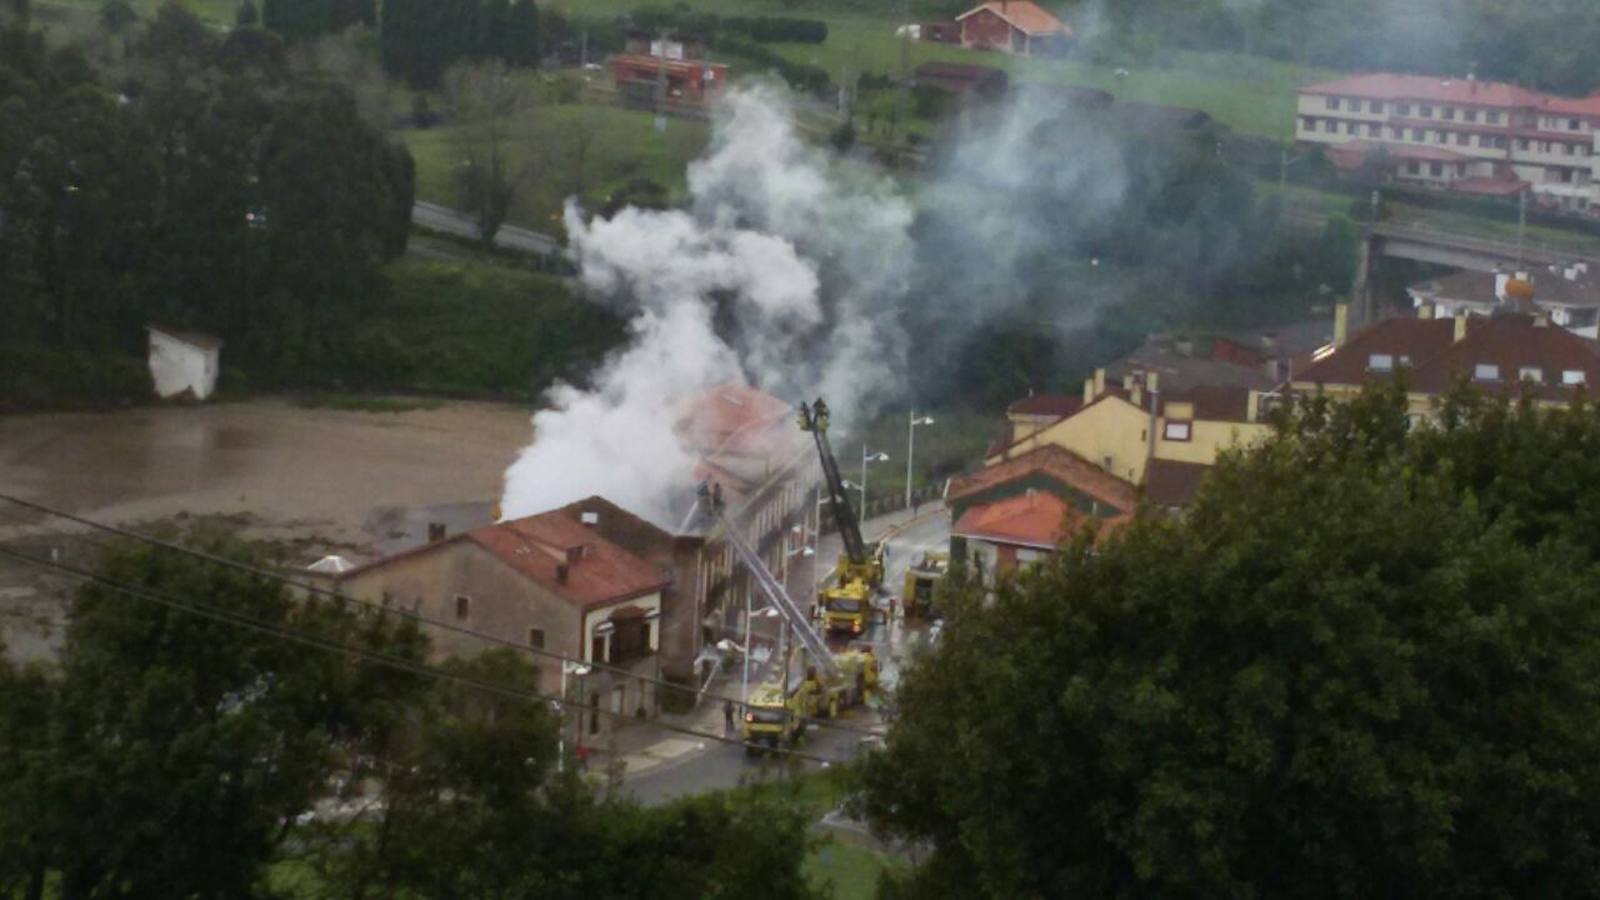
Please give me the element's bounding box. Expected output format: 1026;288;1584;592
339;501;673;738
1290;305;1600;417
955;1;1072;56
952;489;1128;580
1296;72;1600;210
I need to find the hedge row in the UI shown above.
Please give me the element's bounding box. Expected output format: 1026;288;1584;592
718;37;832;96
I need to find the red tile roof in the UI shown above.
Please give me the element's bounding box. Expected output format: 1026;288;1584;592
1452;176;1529;197
949;443;1138;514
1328;140;1469;167
341;504;668;609
1301;73;1549;109
677;384;795;456
1143;459;1210;508
1293;317;1459;387
951;491;1083;549
1544;94;1600;116
956;1;1071;37
1408;314;1600;400
1006;393;1083;418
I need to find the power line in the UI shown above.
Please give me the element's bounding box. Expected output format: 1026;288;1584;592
0;545;849;766
0;493;884;739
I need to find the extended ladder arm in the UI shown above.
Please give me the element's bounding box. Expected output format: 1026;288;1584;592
714;505;839;682
798;399;869;567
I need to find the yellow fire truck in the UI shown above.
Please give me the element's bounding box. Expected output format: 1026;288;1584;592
799;399;885;636
902;551;949;620
741;647;879;754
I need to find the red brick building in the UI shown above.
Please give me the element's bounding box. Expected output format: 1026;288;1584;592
955;1;1072;56
611;32;728;109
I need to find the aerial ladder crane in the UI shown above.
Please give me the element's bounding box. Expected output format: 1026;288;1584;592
798;398;884;636
698;468;878;756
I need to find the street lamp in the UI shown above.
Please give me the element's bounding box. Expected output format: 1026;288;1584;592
719;607;779;705
906;411;934;509
558;661;591;771
861;446;889;513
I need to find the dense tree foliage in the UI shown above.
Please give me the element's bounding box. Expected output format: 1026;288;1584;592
380;0;540;87
0;545;822;899
0;4;414;406
261;0;373;42
860;385;1600;897
0;542;429;899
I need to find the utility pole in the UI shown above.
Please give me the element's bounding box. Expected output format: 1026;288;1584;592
896;0;910;147
654;28;669;135
1516;187;1528;268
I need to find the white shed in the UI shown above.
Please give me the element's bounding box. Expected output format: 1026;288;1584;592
146;325;223;401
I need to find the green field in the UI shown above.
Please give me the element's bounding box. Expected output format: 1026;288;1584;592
400;101;709;231
550;0;1325;138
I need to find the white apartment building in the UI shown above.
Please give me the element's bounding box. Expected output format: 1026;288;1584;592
1296;73;1600;211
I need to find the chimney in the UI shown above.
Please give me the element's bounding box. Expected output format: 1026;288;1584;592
1565;265;1579;282
1093;367;1106;397
1131;380;1143;408
1494;271;1510;300
1122;373;1135;392
1146;370;1159;395
1418;304;1434;320
1082;376;1094;405
1453;311;1469;342
1334;303;1349;347
1535;311;1551;327
1246;390;1261;423
427;522;446;542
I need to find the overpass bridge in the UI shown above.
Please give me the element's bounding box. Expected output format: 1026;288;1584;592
1367;222;1600;273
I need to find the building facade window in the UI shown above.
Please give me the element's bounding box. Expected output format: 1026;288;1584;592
1368;353;1394;372
1430;162;1443;176
1486;111;1501;124
1474;364;1501;382
1413;128;1426;141
1163;421;1192;442
1571;118;1582;130
1369;100;1383;113
1397;103;1411;116
455;594;471;620
1301;116;1316;131
1456;132;1469;145
1518;139;1530;150
1564;369;1587;385
1435;130;1447;143
1519;366;1545;383
1326;96;1341;110
1326;120;1337;133
528;627;545;649
1420;104;1434;117
1464;109;1478;123
1443;107;1456;120
1368;122;1381;136
1392;126;1405;140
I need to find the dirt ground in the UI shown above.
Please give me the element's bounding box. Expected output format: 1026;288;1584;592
0;397;535;662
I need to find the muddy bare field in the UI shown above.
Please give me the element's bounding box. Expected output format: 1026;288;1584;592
0;398;534;662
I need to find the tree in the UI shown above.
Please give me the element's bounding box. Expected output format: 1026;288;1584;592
444;59;532;245
8;542;427;899
858;385;1600;898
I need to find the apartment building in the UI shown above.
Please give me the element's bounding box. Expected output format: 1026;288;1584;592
1296;73;1600;210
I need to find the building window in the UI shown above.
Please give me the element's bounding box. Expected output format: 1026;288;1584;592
1326;96;1340;110
1430;162;1443;177
1301;116;1316;131
1564;369;1587;385
1464;109;1478;123
1519;366;1545;383
1455;132;1469;145
1407;161;1421;174
1397;102;1411;116
1368;122;1380;136
1571;118;1582;130
1564;143;1576;156
608;617;653;665
1325;120;1337;133
1518;139;1530;151
1369;100;1382;113
1435;131;1447;143
1347;120;1358;134
1368;353;1394;372
1419;104;1433;117
1443;107;1456;120
1541;141;1552;153
1413;128;1425;141
528;627;546;649
455;595;471;620
1473;364;1501;382
1163;421;1192;442
1487;111;1501;124
1392;126;1405;140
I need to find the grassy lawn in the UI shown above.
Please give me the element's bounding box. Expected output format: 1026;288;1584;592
36;0;239;25
553;0;1324;138
400;101;709;231
806;838;901;900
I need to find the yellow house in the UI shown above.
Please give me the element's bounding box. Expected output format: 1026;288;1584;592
989;367;1272;497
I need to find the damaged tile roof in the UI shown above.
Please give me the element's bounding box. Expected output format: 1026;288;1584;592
949;443;1139;515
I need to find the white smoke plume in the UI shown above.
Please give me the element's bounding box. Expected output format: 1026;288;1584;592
500;82;912;527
